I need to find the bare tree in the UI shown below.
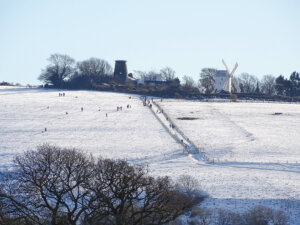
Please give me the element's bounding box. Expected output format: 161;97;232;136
77;58;113;78
175;175;205;211
38;54;75;87
0;144;94;225
87;159;200;225
176;175;200;196
0;146;206;225
238;73;258;93
260;75;276;95
182;76;196;91
199;68;216;94
160;67;176;81
133;70;148;81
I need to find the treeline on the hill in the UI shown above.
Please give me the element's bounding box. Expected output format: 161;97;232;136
37;54;198;98
0;145;289;225
199;69;300;97
37;53;300;99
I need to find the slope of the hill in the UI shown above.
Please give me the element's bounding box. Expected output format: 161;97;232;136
0;87;299;224
0;87;182;168
156;99;300;224
159;99;300;163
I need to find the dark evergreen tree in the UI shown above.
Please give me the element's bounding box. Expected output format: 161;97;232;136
255;82;260;94
275;75;286;95
239;83;244;93
290;71;300;96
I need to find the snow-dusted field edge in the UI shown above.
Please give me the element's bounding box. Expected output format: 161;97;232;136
153;98;300;224
0;87;299;224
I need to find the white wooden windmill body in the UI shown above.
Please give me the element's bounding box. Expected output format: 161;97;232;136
214;70;228;92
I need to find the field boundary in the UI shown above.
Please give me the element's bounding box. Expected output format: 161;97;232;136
142;97;209;162
153;101;209;159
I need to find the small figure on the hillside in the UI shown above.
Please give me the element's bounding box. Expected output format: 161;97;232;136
81;107;83;112
166;117;168;121
161;98;162;102
59;93;61;97
47;106;49;109
66;112;68;115
117;107;119;111
63;93;65;96
106;113;107;117
45;128;47;132
129;96;131;99
120;106;122;111
149;104;152;108
181;139;183;143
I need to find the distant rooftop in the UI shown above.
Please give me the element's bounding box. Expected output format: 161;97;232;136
215;70;228;77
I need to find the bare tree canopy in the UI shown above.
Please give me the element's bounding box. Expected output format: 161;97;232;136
0;144;94;225
260;75;276;95
182;75;195;90
238;73;258;93
133;70;148;80
199;68;216;94
38;54;75;87
0;145;205;225
77;58;113;77
160;67;176;81
87;159;192;225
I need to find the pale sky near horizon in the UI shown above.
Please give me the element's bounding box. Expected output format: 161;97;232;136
0;0;299;85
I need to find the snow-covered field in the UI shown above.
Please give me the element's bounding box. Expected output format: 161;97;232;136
159;99;300;163
0;87;182;168
0;87;299;224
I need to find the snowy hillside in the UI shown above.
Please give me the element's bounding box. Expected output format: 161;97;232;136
159;99;300;163
0;87;299;224
0;87;182;167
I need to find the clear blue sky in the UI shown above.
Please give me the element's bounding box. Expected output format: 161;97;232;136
0;0;299;85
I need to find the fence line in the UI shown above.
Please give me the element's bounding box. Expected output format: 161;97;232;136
152;100;209;161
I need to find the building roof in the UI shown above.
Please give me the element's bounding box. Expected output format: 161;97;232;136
144;74;163;81
215;70;228;77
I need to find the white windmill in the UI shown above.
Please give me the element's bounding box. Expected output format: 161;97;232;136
222;59;239;94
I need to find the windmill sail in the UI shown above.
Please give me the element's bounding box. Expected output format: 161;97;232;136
221;60;238;94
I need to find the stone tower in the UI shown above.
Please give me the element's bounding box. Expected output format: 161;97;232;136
114;60;128;82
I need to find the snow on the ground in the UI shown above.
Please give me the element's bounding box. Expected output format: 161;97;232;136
157;99;300;224
0;88;299;224
0;87;182;168
159;99;300;163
